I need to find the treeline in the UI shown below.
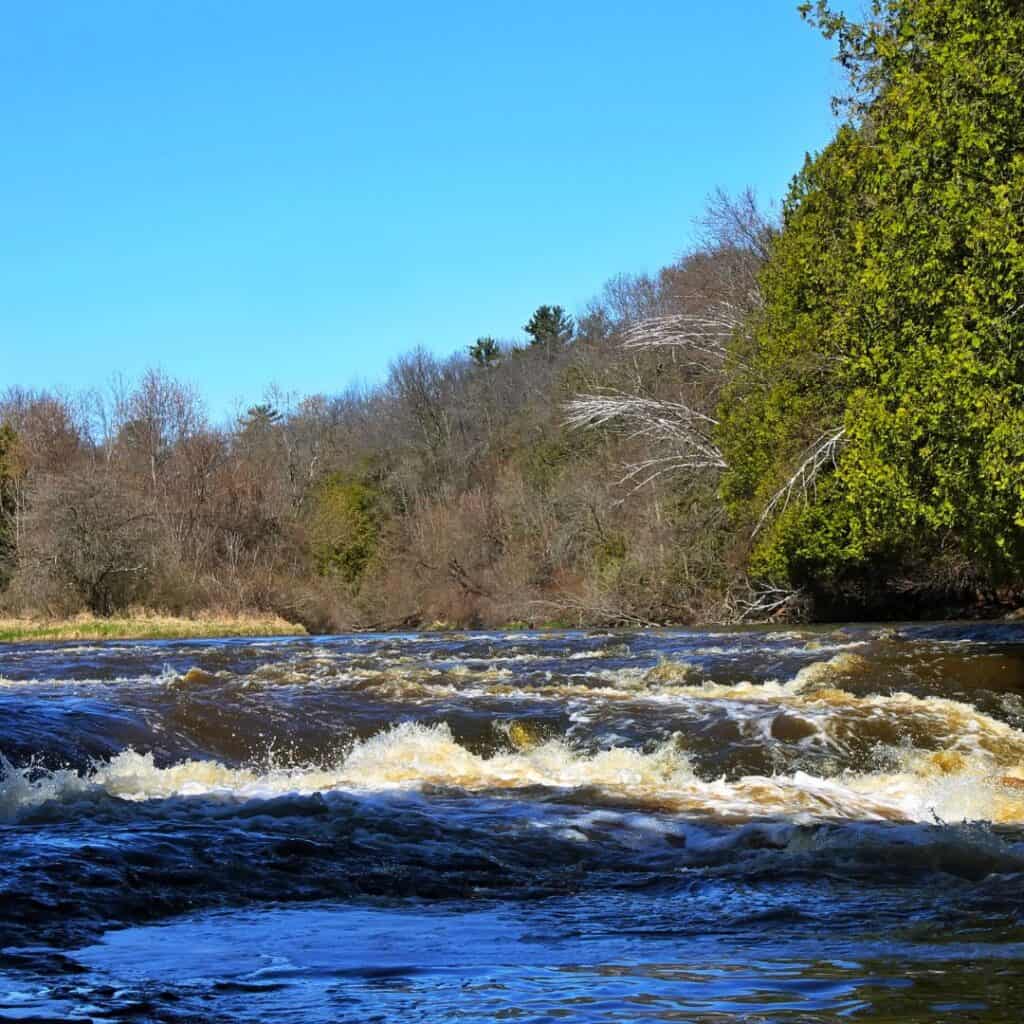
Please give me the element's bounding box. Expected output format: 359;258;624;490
2;0;1022;629
0;189;765;629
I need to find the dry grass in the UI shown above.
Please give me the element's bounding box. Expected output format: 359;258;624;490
0;609;307;643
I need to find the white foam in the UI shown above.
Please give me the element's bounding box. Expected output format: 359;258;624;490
4;714;1024;826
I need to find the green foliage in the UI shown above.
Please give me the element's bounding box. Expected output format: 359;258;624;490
524;305;575;351
720;0;1024;597
719;124;870;514
308;475;383;585
592;532;627;585
516;437;571;494
469;337;501;367
242;404;282;429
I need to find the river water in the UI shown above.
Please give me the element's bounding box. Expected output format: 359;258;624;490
1;625;1023;1022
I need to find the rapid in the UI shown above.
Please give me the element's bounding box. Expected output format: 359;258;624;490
2;624;1024;1021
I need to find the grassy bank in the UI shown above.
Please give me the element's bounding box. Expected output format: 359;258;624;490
0;611;307;643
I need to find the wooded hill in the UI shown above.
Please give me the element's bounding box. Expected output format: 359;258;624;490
2;0;1022;629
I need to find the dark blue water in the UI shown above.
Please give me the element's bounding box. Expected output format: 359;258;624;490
2;626;1024;1021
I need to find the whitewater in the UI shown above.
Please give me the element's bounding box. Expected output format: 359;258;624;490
2;624;1023;1021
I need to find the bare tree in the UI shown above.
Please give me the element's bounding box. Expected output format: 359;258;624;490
110;369;205;492
16;470;155;615
565;190;773;494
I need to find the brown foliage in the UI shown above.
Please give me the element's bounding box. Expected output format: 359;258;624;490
1;192;780;629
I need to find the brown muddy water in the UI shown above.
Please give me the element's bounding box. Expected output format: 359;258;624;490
1;625;1023;1022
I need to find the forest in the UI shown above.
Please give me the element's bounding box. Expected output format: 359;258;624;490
2;0;1022;630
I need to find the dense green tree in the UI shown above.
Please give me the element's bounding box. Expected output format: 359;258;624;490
524;305;574;352
720;0;1024;606
469;337;501;367
307;474;383;586
240;403;282;432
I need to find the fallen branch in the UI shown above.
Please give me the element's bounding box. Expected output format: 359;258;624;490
730;581;803;621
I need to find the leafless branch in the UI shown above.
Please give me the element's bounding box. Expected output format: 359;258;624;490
732;581;803;621
618;304;756;363
753;427;846;537
565;393;726;489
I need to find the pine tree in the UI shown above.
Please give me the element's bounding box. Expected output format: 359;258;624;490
523;305;574;353
469;337;500;367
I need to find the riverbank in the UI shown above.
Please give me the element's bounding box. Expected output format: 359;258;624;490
0;611;306;643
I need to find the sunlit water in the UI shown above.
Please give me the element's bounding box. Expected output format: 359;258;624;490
2;625;1024;1021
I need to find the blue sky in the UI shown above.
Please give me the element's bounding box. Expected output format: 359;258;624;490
1;1;843;418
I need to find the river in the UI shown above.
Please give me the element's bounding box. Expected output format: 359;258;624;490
2;625;1023;1021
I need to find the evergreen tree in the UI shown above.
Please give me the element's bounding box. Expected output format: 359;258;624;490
308;474;383;586
720;0;1024;604
524;305;574;352
469;336;500;367
241;403;282;431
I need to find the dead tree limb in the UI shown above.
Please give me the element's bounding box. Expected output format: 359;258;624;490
753;427;846;537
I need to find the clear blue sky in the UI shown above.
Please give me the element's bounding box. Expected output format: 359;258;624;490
1;1;843;418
